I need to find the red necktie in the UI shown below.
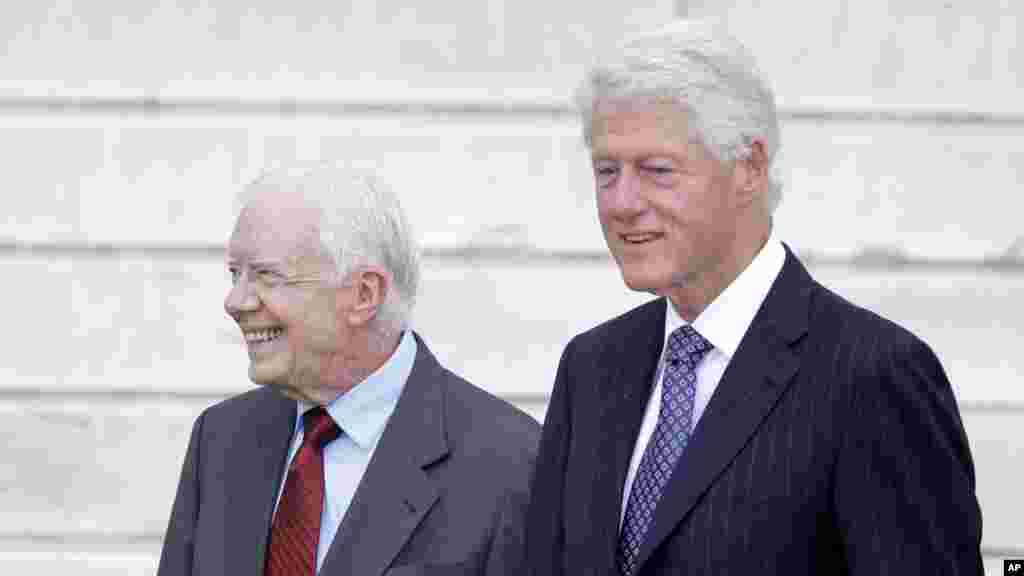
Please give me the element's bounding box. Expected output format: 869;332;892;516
265;406;341;576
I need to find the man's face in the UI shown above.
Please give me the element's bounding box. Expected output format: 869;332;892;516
590;100;744;299
224;192;350;401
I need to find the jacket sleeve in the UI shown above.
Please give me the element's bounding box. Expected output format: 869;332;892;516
156;410;206;576
834;334;983;575
523;340;576;576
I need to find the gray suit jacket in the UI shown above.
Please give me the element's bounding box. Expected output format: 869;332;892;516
158;333;540;576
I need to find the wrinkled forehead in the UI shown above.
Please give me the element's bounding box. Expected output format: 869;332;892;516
227;189;323;265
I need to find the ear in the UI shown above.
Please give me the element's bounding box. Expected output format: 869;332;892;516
342;266;391;328
732;138;770;208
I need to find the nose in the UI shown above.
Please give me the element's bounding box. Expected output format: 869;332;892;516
224;273;260;318
600;166;646;220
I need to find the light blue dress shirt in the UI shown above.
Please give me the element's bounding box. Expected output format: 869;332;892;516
273;330;418;573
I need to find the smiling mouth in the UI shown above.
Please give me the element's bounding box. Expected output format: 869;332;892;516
244;328;284;344
621;232;662;245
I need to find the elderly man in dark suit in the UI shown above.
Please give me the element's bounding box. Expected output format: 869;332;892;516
525;20;983;575
157;165;539;576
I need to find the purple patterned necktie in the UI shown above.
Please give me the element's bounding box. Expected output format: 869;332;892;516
616;325;712;576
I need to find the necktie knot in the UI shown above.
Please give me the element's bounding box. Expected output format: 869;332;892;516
666;325;712;370
302;406;341;450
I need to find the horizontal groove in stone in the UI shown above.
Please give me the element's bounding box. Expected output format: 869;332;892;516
0;97;575;120
0;97;1022;126
0;532;163;546
0;387;547;406
0;387;1017;413
2;242;1022;271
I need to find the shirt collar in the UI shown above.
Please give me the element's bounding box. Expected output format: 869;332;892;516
295;329;418;449
664;229;786;359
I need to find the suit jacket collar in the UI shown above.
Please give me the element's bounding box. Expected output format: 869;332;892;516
631;244;812;571
222;386;296;575
319;331;449;575
586;298;668;571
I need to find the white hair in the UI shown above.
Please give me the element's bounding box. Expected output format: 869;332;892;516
577;19;783;212
236;163;420;340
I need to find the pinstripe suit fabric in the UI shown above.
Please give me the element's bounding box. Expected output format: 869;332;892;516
525;247;982;575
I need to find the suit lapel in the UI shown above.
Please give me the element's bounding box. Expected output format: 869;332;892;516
319;332;448;576
587;299;667;571
223;388;296;575
631;247;812;571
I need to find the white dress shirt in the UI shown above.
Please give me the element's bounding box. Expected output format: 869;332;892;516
274;330;417;573
619;235;786;526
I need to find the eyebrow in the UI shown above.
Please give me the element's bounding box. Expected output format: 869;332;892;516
590;153;622;164
225;258;286;270
590;154;686;165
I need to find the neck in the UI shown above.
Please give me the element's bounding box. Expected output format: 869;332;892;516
289;330;403;405
329;329;403;401
664;222;770;322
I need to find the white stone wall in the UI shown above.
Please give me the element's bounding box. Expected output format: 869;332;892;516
2;1;1020;573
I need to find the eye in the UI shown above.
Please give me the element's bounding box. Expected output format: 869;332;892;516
640;160;677;185
254;268;288;288
593;160;619;188
228;267;241;284
640;160;674;174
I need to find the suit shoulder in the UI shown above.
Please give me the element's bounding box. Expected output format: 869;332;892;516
567;297;663;352
811;280;928;349
439;368;541;460
191;386;293;444
807;279;944;379
202;386;277;418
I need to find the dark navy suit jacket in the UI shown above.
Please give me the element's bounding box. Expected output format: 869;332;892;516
525;247;982;575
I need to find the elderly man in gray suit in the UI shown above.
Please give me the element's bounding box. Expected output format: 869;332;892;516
157;165;540;576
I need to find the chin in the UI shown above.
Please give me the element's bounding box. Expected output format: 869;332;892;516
248;363;285;388
618;268;669;294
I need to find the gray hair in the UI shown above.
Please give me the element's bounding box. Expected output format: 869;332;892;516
577;19;783;212
237;164;420;339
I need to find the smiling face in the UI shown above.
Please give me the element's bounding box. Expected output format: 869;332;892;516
590;99;767;318
223;190;353;402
